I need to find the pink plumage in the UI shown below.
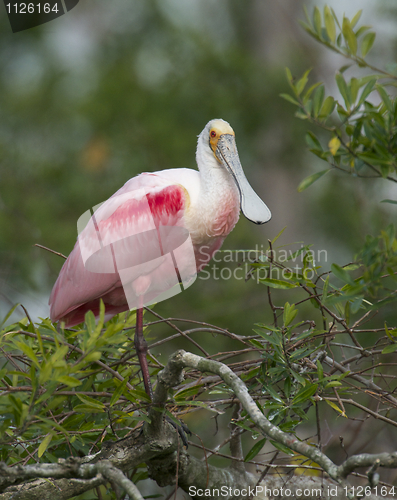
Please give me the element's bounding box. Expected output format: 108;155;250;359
50;173;195;326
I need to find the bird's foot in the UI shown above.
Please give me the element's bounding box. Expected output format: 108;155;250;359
165;416;191;448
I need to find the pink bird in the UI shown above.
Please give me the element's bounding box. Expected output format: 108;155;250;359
49;119;271;399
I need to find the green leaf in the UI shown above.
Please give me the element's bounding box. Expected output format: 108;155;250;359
250;339;264;349
283;302;298;327
381;199;397;205
85;310;96;335
361;32;376;57
280;93;300;106
174;400;213;410
324;6;336;43
322;275;329;303
342;17;357;55
76;394;106;409
358;78;376;106
290;346;313;362
350;10;362;28
13;341;40;369
319;96;336;119
98;299;105;329
343;264;360;271
312;85;325;116
36;415;70;434
0;303;21;330
264;384;284;403
295;110;309;120
303;82;322;102
355;25;371;38
38;361;53;384
382;344;397;354
128;388;152;402
244;438;267;462
384;322;397;341
331;264;355;285
339;64;353;74
296;69;311;96
0;368;8;382
317;360;323;381
298;169;330;192
351;297;363;314
305;131;322;150
335;72;351;109
57;375;82;388
330;7;342;31
325;381;342;388
110;377;128;407
303;5;311;25
270;440;295;456
313;7;322;37
377;85;393;112
74;351;102;370
279;420;300;432
38;433;53;458
270;226;287;245
350;77;359;104
50;345;69;365
175;385;202;400
292;384;318;405
73;404;106;413
368;295;397;310
285;67;294;88
259;278;297;289
325;399;346;417
295;328;317;342
255;323;281;333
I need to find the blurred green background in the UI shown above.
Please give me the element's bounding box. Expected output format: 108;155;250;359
1;0;397;496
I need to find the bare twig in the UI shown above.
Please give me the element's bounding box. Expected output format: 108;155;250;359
34;244;67;259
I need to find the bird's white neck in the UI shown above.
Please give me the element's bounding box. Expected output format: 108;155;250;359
189;133;240;240
195;132;237;195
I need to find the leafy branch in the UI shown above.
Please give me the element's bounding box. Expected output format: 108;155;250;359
281;6;397;191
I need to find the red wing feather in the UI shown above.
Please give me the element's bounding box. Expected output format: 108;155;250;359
49;174;188;326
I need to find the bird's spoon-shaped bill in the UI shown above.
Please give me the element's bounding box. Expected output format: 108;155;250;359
215;134;271;225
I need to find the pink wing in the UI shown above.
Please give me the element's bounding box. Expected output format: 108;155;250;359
49;173;189;327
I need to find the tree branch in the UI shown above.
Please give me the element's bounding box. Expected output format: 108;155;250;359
158;350;397;489
0;460;144;500
159;350;340;480
336;453;397;479
2;350;397;500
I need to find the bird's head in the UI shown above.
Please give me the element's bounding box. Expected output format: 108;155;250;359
199;119;271;225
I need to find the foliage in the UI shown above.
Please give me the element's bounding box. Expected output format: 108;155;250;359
1;225;397;495
0;308;153;465
281;6;397;192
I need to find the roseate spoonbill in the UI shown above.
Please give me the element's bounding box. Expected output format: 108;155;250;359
49;119;271;399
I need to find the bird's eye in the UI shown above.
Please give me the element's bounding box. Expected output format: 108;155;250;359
210;130;217;138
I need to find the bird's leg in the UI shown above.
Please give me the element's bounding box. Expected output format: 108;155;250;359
134;307;154;401
134;307;191;447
